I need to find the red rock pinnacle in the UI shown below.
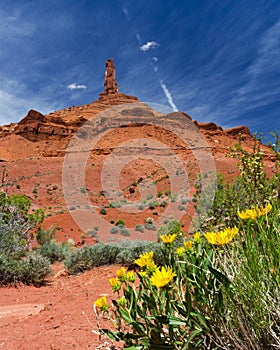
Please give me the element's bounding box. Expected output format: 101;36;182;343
99;58;119;98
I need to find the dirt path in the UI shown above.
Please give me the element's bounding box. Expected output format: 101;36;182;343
0;264;123;350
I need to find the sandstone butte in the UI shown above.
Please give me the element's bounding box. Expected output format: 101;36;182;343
0;58;276;243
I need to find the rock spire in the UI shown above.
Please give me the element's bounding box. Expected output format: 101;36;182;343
99;58;119;99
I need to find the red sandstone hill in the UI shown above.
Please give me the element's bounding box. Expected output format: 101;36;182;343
0;59;276;243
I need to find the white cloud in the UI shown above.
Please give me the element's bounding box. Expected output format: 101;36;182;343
67;83;87;90
140;41;159;52
152;56;158;62
160;81;178;112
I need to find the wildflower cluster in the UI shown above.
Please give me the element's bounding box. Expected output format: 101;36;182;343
238;202;272;220
94;266;136;312
204;227;238;245
95;203;277;349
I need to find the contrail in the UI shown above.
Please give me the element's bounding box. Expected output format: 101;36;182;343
160;81;178;112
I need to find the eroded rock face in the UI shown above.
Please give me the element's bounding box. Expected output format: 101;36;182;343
224;125;251;136
15;109;71;142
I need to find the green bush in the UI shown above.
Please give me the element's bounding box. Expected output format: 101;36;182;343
0;193;44;259
100;207;107;215
120;227;130;236
36;227;57;245
110;227;120;234
64;240;163;274
39;240;71;263
135;224;145;233
115;219;125;227
0;253;50;286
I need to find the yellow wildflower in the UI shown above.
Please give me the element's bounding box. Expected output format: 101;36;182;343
126;270;136;283
176;246;185;257
138;270;147;277
116;267;127;282
204;227;238;245
150;266;176;288
160;233;177;244
94;296;109;312
146;259;157;274
135;251;154;268
109;277;121;292
193;232;201;242
238;203;272;220
184;241;193;250
117;296;126;307
259;203;272;216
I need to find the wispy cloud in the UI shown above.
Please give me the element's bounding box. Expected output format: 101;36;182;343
67;83;87;90
226;18;280;128
152;56;158;62
248;19;280;78
160;81;178;112
140;41;159;52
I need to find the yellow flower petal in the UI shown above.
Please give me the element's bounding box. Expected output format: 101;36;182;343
238;203;272;220
184;241;193;250
126;270;136;282
193;232;201;242
135;251;154;267
176;246;185;256
204;227;238;245
150;266;176;288
109;277;121;292
160;233;177;244
94;296;109;311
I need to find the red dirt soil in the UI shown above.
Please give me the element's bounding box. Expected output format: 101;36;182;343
0;263;124;350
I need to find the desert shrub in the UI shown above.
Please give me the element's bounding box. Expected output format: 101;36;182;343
100;207;107;215
177;204;186;211
80;187;86;194
39;240;71;263
0;193;50;285
0;193;44;258
115;219;125;227
0;253;50;286
64;243;120;274
110;227;120;234
109;202;121;208
120;227;130;236
144;223;157;231
64;240;163;274
36;227;57;245
135;224;145;233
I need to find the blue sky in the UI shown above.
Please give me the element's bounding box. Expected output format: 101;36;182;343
1;0;280;138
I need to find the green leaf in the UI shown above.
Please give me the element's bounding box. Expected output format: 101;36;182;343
209;266;230;285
